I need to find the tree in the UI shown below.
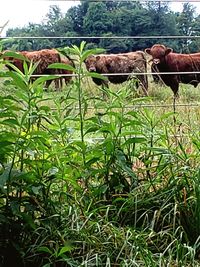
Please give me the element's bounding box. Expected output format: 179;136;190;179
99;33;130;53
141;2;179;50
41;5;74;48
176;3;197;52
4;1;198;53
83;2;113;36
67;2;89;35
190;14;200;51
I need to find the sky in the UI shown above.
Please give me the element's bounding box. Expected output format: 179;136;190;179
0;0;200;36
0;0;78;36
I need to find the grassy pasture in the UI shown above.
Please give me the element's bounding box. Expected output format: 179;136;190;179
41;75;200;135
0;44;200;266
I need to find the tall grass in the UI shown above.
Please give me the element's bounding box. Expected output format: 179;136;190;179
0;42;200;267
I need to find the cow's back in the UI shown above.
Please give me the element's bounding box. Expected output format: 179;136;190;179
163;53;200;86
22;49;61;74
85;51;148;94
102;52;146;73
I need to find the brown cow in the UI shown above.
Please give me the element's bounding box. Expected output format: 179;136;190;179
84;51;148;96
2;49;74;90
145;44;200;96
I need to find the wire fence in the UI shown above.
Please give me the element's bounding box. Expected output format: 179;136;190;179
1;0;200;112
37;0;200;2
1;35;200;40
48;103;200;112
0;1;199;146
28;71;200;77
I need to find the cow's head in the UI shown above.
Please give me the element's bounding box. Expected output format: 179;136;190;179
85;55;101;72
145;44;173;64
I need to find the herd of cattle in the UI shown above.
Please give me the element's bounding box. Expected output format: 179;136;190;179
1;44;200;97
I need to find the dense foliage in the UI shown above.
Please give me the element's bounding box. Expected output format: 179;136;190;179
4;1;200;53
0;41;200;266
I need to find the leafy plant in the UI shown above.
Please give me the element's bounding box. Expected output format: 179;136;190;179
0;41;200;267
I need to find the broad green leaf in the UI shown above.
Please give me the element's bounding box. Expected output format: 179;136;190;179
27;60;40;76
21;213;36;229
148;147;171;155
72;140;86;150
81;48;105;63
15;90;29;103
99;124;114;134
48;63;75;72
2;51;28;61
85;157;100;167
0;71;8;78
0;140;14;148
58;246;74;257
32;75;58;88
103;139;115;154
159;111;177;121
8;71;27;90
0;39;13;48
38;105;51;112
37;246;53;255
87;71;107;80
0;118;19;127
84;126;99;136
123;137;146;146
80;41;86;53
29;130;50;138
120;131;143;137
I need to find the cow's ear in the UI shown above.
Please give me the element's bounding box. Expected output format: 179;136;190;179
165;48;173;55
145;48;151;54
96;55;101;61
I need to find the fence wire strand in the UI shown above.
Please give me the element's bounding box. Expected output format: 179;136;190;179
1;35;200;40
25;71;200;77
1;0;200;112
36;0;200;2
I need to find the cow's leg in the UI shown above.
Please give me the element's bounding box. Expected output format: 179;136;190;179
171;84;179;99
54;78;60;91
45;80;52;90
170;83;179;116
57;77;63;91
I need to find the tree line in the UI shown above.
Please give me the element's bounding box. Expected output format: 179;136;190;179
4;1;200;53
